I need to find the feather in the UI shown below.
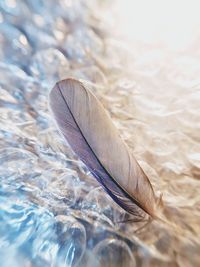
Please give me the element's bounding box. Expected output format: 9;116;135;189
49;78;159;218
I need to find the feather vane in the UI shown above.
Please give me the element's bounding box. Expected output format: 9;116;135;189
49;78;159;218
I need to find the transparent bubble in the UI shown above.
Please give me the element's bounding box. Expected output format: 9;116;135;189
71;66;107;86
93;238;136;267
25;0;51;15
0;23;32;68
23;22;57;50
55;215;86;267
29;48;69;86
0;0;31;27
65;28;102;63
81;187;121;225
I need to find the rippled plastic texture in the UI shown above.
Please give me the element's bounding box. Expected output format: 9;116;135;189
0;0;200;267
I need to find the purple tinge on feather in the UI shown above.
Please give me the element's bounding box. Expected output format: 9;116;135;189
49;78;159;219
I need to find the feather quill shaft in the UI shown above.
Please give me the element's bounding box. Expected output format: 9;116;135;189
49;78;159;217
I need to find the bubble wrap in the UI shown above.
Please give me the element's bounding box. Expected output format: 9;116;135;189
0;0;200;266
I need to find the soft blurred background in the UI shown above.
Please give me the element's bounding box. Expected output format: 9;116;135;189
0;0;200;266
